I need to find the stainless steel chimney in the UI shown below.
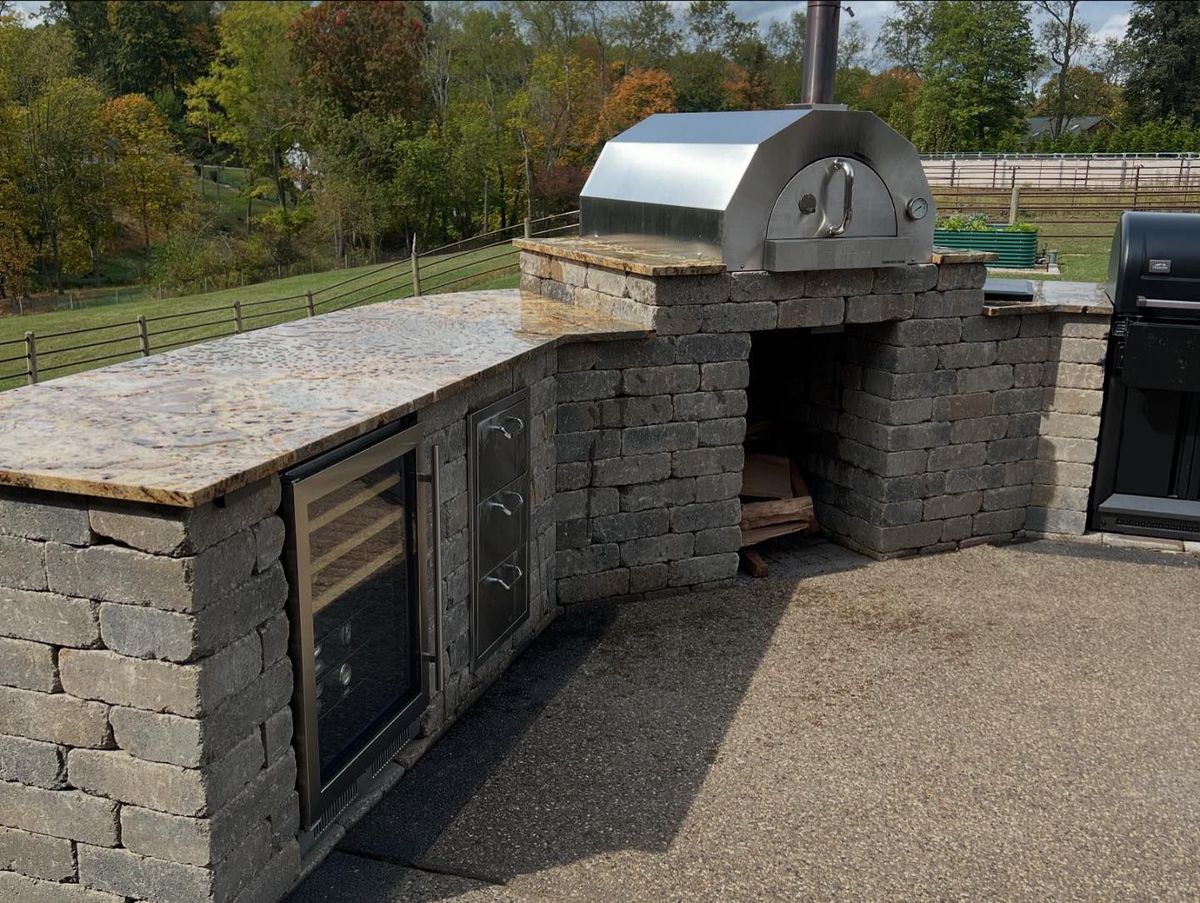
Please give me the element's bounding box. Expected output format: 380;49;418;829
801;0;841;105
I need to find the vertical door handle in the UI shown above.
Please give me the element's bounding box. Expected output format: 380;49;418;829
826;158;855;236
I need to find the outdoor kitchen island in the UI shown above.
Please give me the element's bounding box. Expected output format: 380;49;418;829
0;264;1112;902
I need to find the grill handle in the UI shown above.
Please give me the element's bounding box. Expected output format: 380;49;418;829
827;159;854;236
1136;296;1198;311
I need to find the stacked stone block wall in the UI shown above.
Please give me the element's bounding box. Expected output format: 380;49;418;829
0;479;299;902
524;249;1110;601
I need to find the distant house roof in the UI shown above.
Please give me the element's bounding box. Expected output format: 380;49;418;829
1026;115;1114;138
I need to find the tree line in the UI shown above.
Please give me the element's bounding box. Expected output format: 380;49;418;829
0;0;1196;299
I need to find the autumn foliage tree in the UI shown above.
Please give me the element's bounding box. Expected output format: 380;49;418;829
592;68;677;144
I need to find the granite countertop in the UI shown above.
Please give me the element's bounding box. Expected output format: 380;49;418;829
0;291;648;507
983;281;1113;317
518;237;996;274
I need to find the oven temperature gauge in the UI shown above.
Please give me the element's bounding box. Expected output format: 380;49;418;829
906;197;930;220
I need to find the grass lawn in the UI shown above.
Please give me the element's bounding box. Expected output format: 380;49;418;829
0;243;522;391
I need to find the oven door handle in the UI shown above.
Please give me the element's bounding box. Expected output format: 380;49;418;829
417;444;445;693
486;416;525;440
484;490;524;516
826;158;854;237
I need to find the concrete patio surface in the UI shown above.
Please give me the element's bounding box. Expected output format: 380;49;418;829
289;539;1200;901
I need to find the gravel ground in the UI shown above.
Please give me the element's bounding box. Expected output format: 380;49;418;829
290;540;1200;902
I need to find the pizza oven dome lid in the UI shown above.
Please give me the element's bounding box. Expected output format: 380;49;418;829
579;106;936;272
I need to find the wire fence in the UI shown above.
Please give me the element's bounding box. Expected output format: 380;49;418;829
1;211;580;391
922;153;1200;190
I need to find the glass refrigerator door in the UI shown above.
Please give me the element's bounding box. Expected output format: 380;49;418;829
286;424;426;827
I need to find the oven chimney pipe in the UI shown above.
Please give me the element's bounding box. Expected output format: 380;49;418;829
800;0;841;105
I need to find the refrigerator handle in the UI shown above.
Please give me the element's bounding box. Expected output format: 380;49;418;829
418;444;445;693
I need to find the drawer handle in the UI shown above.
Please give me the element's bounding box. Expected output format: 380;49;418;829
484;490;524;517
487;416;525;440
483;563;523;591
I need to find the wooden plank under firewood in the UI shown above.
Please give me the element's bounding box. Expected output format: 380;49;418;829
741;521;811;546
740;496;815;531
740;452;793;499
739;548;769;578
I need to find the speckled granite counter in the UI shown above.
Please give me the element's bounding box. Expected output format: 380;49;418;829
984;280;1112;317
515;236;995;276
0;290;647;506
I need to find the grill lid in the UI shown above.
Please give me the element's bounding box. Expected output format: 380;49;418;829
1108;211;1200;314
579;107;935;272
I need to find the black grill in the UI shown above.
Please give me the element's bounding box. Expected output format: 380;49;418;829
1092;211;1200;539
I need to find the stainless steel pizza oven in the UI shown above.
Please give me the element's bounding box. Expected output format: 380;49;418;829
579;1;935;272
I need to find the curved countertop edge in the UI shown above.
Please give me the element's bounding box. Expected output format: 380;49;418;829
0;291;650;508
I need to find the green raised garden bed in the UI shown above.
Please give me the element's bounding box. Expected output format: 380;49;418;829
934;221;1039;268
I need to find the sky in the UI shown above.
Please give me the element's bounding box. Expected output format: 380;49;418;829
11;0;1136;49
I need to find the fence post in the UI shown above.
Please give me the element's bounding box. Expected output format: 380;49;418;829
949;158;956;189
1133;167;1141;208
24;332;38;385
1008;178;1021;226
523;217;532;239
411;238;421;297
305;291;315;317
137;316;150;356
233;301;243;333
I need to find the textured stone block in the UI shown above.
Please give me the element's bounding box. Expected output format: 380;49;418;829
672;445;743;478
0;588;99;648
673;390;747;421
675;333;751;363
992;387;1045;414
628;563;669;593
694;473;742;503
592;454;672;487
938;341;997;370
77;844;216;902
251;517;285;574
1042;411;1101;440
924;492;983;520
806;268;873;297
983;485;1032;511
838;439;927;478
623;422;701;457
110;706;204;768
61;632;260;717
0;685;109;748
263;707;293;764
863;521;945;554
614;475;700;511
860;343;939;374
943;464;1007;493
556;369;621;402
927;442;987;472
1049;388;1104;415
70;732;262;818
973;508;1025;535
776;296;845;328
845;293;914;323
915;289;983;318
670;499;740;532
702;301;778;332
89;478;279;557
700;360;750;391
694;525;741;555
1025;506;1088;535
0;489;89;545
961;316;1020;342
878;317;962;347
697;417;746;448
0;780;118;846
591;510;669;543
0;535;47;591
583;266;627;298
932;392;992;421
0;734;67;788
996;336;1049;364
555;430;621;463
0;871;124;902
1045;362;1104;390
0;824;76;881
862;369;956;400
1031;484;1090;511
987;436;1038;464
622;364;699;396
957;365;1014;393
844;391;933;425
620;533;694;566
1013;362;1044;387
1059;318;1110;339
1059;337;1106;364
874;264;938;294
652;305;707;335
668;553;738;586
950;416;1008;444
47;530;257;613
557;570;629;604
1035;461;1095;489
936;262;987;291
0;636;57;692
259;612;290;669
